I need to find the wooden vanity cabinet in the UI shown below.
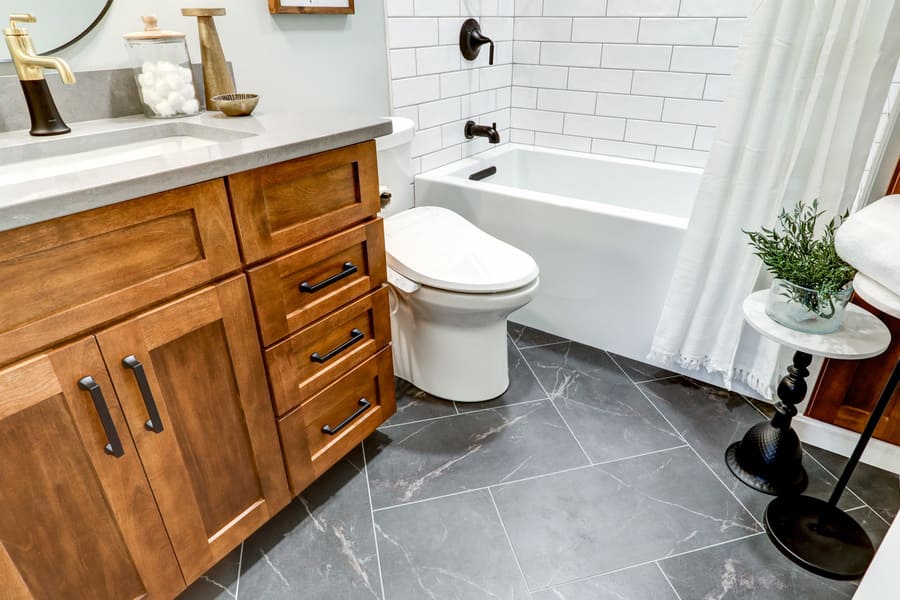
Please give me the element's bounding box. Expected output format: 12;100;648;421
0;139;394;599
0;338;184;600
95;277;290;582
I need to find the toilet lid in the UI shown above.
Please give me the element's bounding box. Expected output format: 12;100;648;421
384;206;539;293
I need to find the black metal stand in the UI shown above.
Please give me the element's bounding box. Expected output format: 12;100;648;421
764;358;900;580
725;350;810;495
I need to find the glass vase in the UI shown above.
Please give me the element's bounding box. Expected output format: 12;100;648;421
765;279;853;334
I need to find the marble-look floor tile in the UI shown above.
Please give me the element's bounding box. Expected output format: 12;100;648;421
659;532;858;599
493;446;760;590
177;546;241;600
456;338;547;412
365;400;589;508
608;352;677;383
375;489;530;600
383;379;457;427
639;377;865;521
531;563;678;600
521;342;684;463
805;445;900;522
508;321;567;348
238;448;382;600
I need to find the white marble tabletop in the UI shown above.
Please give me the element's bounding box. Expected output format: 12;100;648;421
743;290;891;360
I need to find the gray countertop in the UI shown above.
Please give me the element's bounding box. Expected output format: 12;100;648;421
0;110;392;232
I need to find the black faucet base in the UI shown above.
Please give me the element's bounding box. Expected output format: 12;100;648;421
21;79;70;136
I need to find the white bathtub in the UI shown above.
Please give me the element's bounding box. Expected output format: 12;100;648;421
414;144;702;363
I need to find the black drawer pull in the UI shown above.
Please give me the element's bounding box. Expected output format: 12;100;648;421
78;376;125;458
322;398;371;436
311;329;365;364
299;262;358;294
122;355;164;434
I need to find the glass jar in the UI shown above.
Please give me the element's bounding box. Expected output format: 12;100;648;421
123;17;201;118
765;278;854;334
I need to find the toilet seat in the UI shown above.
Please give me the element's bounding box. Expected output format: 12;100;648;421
384;206;539;293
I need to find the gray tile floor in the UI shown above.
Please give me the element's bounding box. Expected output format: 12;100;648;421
180;322;900;600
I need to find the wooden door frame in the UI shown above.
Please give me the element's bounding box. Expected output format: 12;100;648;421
805;153;900;442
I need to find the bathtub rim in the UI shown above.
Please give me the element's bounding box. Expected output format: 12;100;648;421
415;143;702;231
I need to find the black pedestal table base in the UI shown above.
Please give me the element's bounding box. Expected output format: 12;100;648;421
725;350;811;495
764;495;874;580
763;358;900;579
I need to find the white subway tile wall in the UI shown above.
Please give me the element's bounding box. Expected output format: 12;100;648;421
387;0;750;171
387;2;515;174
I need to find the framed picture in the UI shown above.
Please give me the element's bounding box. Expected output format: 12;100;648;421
269;0;354;13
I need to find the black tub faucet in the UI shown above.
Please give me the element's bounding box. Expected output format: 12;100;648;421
3;14;76;136
464;121;500;144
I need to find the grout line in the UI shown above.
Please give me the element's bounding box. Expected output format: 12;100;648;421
656;561;683;600
373;444;692;514
632;374;681;385
362;443;388;600
800;447;891;527
371;462;597;513
514;340;595;464
629;376;764;529
488;488;532;593
234;541;243;600
530;531;766;594
591;444;690;466
379;396;548;430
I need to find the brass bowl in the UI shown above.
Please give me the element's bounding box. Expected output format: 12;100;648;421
212;93;259;116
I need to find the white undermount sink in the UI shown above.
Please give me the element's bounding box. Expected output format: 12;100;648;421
0;122;255;187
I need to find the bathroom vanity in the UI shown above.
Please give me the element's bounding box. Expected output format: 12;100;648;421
0;112;394;599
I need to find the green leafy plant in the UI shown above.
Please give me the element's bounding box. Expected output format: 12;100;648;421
744;200;856;318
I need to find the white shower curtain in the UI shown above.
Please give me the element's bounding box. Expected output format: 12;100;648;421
649;0;900;398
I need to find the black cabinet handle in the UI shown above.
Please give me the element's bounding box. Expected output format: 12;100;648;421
78;376;125;458
122;355;164;434
299;262;358;294
322;398;371;436
311;329;365;364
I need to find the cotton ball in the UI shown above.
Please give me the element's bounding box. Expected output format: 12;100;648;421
165;74;182;91
177;66;193;81
142;89;162;106
180;84;196;99
156;61;177;73
154;100;176;117
154;78;173;96
167;91;185;111
142;61;157;75
137;72;156;88
181;98;200;114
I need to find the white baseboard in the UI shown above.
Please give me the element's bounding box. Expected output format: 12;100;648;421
794;416;900;475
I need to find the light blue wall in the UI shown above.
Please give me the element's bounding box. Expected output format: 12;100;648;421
0;0;390;117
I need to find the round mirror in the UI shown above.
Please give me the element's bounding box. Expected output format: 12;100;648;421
0;1;112;60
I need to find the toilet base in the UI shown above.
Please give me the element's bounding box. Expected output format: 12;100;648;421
389;278;538;402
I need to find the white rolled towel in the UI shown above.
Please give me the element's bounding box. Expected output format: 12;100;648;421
835;194;900;317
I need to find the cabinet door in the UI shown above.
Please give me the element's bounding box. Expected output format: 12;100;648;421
96;277;291;582
0;338;184;600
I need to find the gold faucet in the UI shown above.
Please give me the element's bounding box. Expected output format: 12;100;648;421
4;14;75;135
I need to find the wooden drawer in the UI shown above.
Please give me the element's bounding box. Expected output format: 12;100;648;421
0;180;240;367
279;347;395;493
266;286;391;416
248;219;387;346
228;141;380;264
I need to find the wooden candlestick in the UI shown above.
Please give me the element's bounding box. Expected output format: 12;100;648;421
181;8;235;110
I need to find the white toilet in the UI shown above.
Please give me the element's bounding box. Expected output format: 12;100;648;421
376;118;539;402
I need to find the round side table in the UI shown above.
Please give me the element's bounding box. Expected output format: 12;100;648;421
727;290;891;579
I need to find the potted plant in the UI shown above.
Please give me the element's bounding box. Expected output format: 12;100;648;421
745;200;856;334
